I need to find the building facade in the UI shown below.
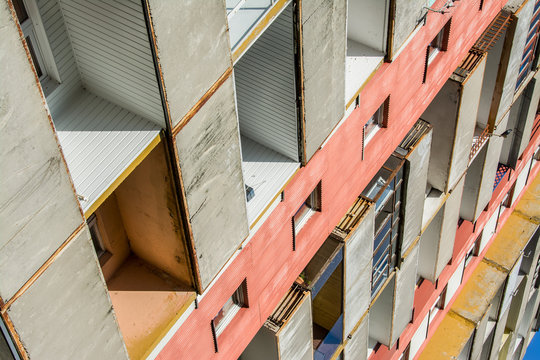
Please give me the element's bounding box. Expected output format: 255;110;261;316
1;0;540;359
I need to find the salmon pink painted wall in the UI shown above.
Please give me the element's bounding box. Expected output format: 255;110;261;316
156;1;512;359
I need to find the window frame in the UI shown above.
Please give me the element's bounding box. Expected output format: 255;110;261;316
211;280;248;351
423;20;451;82
12;0;60;89
363;97;389;146
293;181;322;235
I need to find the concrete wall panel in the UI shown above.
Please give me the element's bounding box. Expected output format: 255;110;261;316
369;276;395;346
344;314;368;360
302;0;346;160
402;130;432;255
449;59;486;190
344;207;375;336
6;228;128;360
423;80;460;192
240;326;278;360
392;0;431;57
0;2;82;301
147;0;231;127
418;208;443;282
278;294;313;360
518;74;540;157
460;145;488;221
495;1;534;123
435;177;465;279
391;243;419;344
347;0;388;52
174;77;248;289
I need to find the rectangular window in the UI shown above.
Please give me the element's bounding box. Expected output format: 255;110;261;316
12;0;60;92
293;182;322;234
87;214;111;266
364;97;389;145
424;20;451;82
212;280;248;346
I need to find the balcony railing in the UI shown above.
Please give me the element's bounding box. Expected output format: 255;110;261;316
469;126;490;163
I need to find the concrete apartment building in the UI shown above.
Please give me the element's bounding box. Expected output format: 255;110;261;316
1;0;540;359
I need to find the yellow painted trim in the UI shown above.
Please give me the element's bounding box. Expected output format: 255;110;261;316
84;134;162;218
232;0;291;63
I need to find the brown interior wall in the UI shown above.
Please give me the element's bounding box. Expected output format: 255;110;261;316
96;193;130;282
312;263;343;331
114;143;194;288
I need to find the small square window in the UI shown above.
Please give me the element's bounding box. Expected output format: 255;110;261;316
293;182;322;234
212;280;247;340
363;97;389;146
424;20;451;82
87;214;112;266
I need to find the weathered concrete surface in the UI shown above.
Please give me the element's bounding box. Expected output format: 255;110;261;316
460;145;488;221
493;1;534;124
174;77;248;289
392;0;432;57
344;314;368;360
418;207;443;281
344;207;374;336
240;326;279;360
7;228;128;360
449;59;486;190
435;177;465;279
369;277;394;345
402;130;432;255
423;80;460;192
391;242;419;345
302;0;346;161
147;0;231;127
278;294;312;360
0;2;82;301
469;310;490;360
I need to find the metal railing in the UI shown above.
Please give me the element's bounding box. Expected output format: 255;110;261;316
469;127;491;162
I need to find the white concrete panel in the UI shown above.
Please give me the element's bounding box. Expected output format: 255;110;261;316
511;161;529;207
460;145;488;221
392;244;419;344
402;130;432;255
235;4;299;161
58;0;165;126
344;315;368;360
434;177;465;279
445;256;466;308
347;0;388;52
369;276;395;346
410;310;429;359
449;59;486;191
175;77;248;289
423;80;461;193
0;3;82;300
418;208;443;282
147;0;231;127
392;0;432;57
501;256;523;314
6;228;128;360
344;207;375;336
278;294;313;360
480;208;499;255
240;326;279;360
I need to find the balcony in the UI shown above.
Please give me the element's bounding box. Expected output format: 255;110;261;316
233;2;300;225
298;237;344;359
19;0;166;215
226;0;281;53
87;142;196;359
345;0;389;106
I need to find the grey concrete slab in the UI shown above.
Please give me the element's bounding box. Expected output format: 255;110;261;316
7;228;128;360
147;0;232;127
344;207;375;336
402;130;432;256
0;2;82;301
278;294;313;360
175;77;248;289
344;314;368;360
302;0;346;161
392;1;432;57
391;243;419;345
